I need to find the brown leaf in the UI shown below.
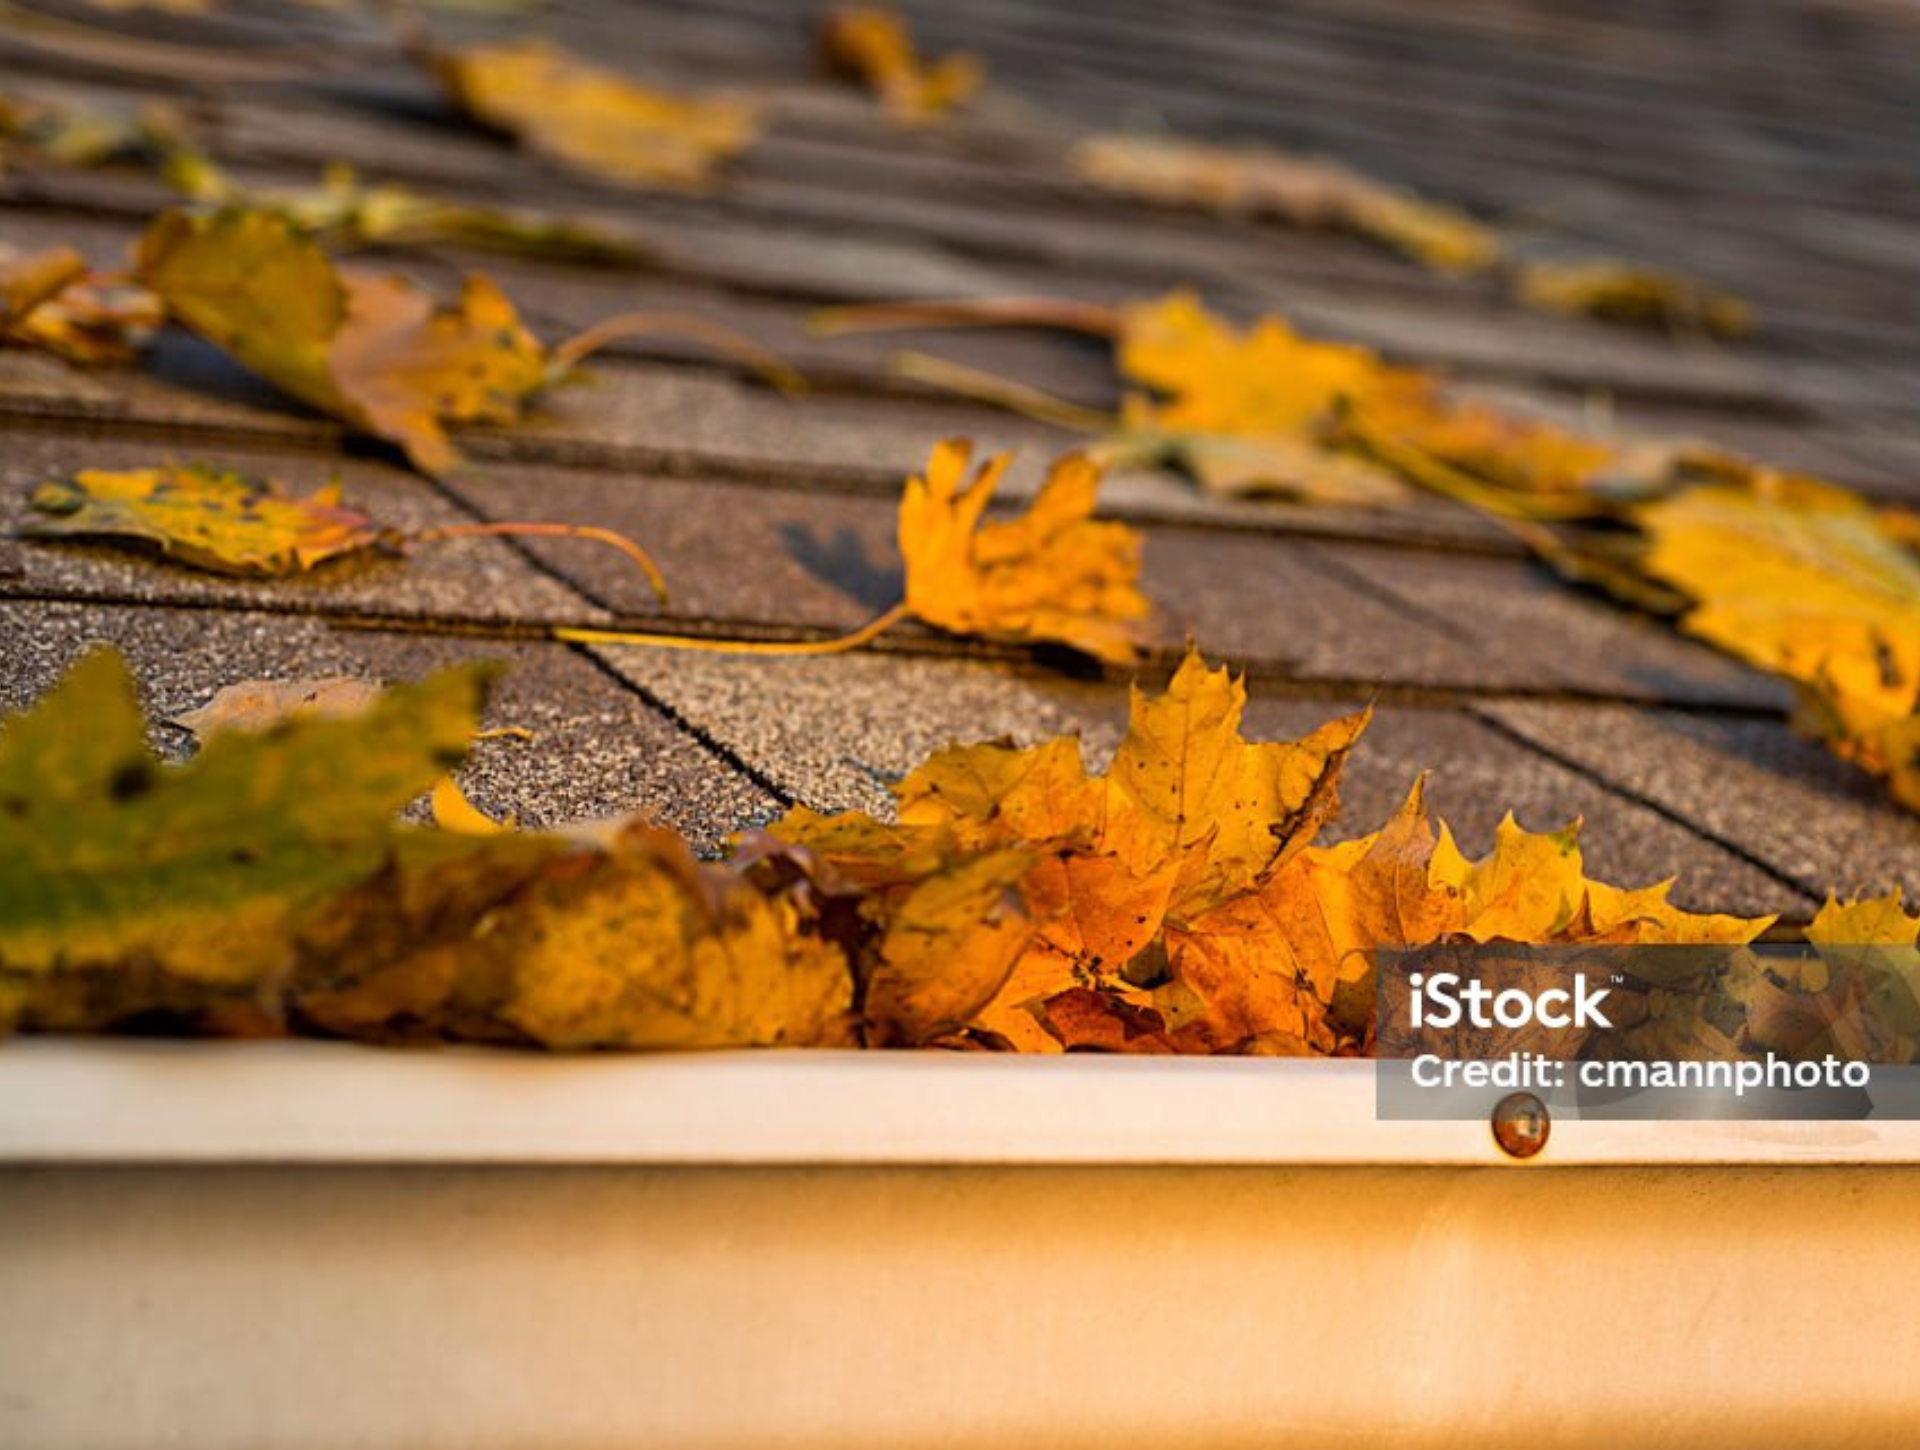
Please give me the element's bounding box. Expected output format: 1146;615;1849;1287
171;677;384;739
136;208;548;475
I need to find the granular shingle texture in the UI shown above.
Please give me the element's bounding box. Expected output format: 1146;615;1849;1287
3;0;1919;928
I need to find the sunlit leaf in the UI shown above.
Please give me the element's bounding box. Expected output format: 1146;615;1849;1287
899;439;1150;663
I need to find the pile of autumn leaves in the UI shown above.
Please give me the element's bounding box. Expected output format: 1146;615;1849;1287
22;642;1908;1056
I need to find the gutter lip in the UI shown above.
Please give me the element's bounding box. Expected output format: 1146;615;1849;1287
0;1039;1914;1168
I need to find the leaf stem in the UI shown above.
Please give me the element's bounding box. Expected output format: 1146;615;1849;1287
551;311;807;394
889;350;1116;433
810;296;1120;338
412;521;670;604
555;602;911;655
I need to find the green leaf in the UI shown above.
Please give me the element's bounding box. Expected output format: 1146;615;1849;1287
0;648;489;992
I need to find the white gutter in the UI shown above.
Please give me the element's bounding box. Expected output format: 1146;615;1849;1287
0;1038;1911;1166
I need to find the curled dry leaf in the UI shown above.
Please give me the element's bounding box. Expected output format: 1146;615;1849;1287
0;244;160;364
1517;260;1753;338
169;676;525;837
171;677;384;738
819;6;982;122
431;38;757;189
136;208;549;475
1072;133;1503;275
900;439;1150;663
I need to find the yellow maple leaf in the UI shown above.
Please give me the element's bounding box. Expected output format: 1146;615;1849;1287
1151;779;1767;1055
1635;471;1920;808
168;156;653;265
1807;890;1919;973
970;851;1179;1050
136;208;548;475
432;38;757;189
1431;812;1588;941
1106;650;1370;913
487;825;851;1049
818;6;983;123
23;459;671;602
1431;810;1773;947
170;677;383;739
1119;289;1410;440
1638;474;1920;680
899;438;1150;663
896;733;1105;847
1071;133;1366;222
